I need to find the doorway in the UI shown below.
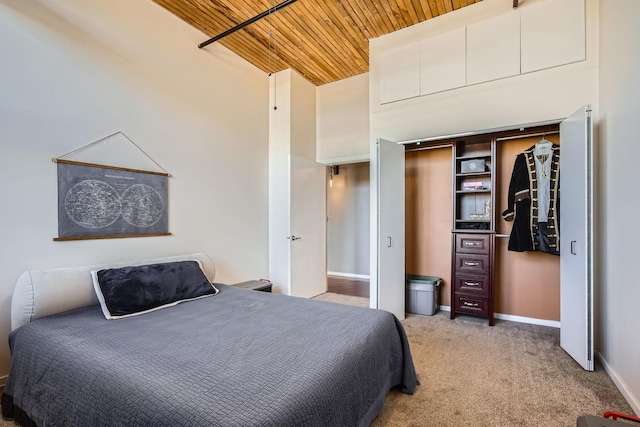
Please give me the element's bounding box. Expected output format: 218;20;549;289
326;162;370;302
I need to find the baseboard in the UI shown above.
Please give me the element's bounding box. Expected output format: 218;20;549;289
438;305;560;328
494;312;561;328
327;272;370;280
596;351;640;416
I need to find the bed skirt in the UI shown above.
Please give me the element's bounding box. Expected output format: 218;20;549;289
2;393;37;427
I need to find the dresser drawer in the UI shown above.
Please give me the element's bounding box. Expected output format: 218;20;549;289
455;275;489;295
455;234;490;254
455;254;490;275
454;295;489;317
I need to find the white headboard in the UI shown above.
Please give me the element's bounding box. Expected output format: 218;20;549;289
11;253;216;331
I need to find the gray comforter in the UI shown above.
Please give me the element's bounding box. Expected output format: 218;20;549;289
3;284;417;427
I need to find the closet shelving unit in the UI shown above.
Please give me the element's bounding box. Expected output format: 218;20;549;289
451;137;496;325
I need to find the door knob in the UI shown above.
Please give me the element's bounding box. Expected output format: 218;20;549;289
287;235;302;241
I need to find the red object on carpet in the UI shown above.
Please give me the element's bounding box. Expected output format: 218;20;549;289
604;411;640;423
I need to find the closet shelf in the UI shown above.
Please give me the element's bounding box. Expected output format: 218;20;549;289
452;229;493;234
456;190;491;194
456;172;491;177
455;154;492;160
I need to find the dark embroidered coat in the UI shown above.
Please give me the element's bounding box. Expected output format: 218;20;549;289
501;144;560;255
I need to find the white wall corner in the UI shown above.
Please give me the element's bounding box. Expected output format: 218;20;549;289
596;351;640;416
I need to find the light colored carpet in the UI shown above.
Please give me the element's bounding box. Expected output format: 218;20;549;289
314;292;634;426
311;291;370;307
2;294;634;427
373;312;635;427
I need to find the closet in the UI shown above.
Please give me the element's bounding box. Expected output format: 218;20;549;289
405;145;453;309
406;125;561;327
495;133;562;323
377;106;593;369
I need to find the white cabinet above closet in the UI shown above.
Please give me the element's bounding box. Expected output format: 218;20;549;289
467;12;520;85
376;0;587;107
521;0;586;73
420;28;466;96
379;42;421;104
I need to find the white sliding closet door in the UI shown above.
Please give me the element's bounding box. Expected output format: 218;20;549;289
560;105;594;371
371;138;405;319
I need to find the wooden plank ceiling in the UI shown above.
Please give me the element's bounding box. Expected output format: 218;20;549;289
152;0;482;86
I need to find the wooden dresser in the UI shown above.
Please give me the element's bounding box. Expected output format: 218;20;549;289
451;233;495;325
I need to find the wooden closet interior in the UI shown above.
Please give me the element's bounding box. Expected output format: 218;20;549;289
405;124;561;324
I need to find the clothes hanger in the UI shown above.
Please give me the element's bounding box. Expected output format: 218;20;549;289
534;134;553;160
533;134;553;171
535;133;553;148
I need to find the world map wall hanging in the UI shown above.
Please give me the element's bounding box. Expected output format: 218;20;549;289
55;160;169;240
53;132;171;241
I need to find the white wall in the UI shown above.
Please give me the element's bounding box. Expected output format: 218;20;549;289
269;70;293;295
316;73;370;163
327;163;370;276
369;0;599;142
598;0;640;414
268;69;322;295
0;0;269;378
291;71;318;161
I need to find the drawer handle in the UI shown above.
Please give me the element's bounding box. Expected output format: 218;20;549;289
464;281;480;287
464;261;480;267
464;241;480;246
463;302;479;308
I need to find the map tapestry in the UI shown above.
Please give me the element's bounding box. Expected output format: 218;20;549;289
56;161;169;240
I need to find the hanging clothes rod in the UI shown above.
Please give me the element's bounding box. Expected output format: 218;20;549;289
198;0;298;49
408;143;453;152
496;130;560;142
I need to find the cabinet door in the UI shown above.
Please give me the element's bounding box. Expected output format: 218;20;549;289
420;28;466;95
467;12;520;85
521;0;586;73
379;42;421;104
560;105;594;371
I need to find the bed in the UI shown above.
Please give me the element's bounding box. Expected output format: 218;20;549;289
1;253;417;427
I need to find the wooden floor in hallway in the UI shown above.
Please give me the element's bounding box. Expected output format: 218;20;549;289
327;275;370;298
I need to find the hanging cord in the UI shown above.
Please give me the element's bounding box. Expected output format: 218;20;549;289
274;19;278;110
267;1;273;77
270;0;278;110
53;131;170;176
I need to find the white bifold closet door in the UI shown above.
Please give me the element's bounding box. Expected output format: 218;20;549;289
560;105;594;371
371;138;405;319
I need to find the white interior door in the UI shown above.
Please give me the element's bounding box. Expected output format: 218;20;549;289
372;138;405;319
560;105;594;371
289;155;327;298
